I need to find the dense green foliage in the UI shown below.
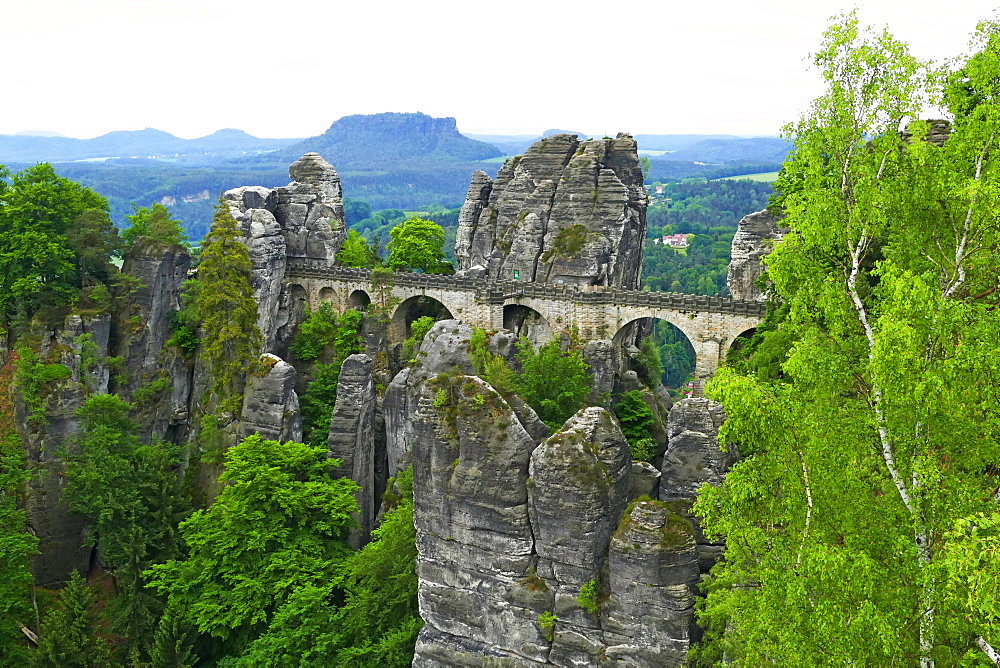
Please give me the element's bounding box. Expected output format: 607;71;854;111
336;229;380;269
293;306;364;446
64;394;186;660
694;16;1000;665
196;198;263;414
145;434;359;658
0;163;119;321
646;179;772;234
0;436;36;663
401;316;436;363
122;202;187;248
386;217;453;274
514;338;592;429
647;321;696;389
613;390;657;462
34;571;112;666
233;468;420;666
641;232;734;296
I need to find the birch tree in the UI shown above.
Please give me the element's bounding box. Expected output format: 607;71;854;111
694;16;1000;666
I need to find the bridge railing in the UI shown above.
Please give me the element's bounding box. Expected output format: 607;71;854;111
284;257;766;317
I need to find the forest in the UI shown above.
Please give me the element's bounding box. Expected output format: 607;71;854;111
2;11;999;667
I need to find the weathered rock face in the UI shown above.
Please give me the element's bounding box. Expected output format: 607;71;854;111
726;209;786;301
455;133;647;289
17;314;114;587
412;396;704;665
225;152;347;351
604;499;699;664
527;407;632;666
118;241;193;442
659;398;736;573
238;354;302;444
412;374;546;665
225;187;288;353
399;321;707;664
383;320;538;480
326;353;376;548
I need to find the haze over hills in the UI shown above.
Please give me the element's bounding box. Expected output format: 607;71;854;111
0;112;790;239
0;128;299;163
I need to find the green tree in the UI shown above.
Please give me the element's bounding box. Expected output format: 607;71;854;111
65;209;121;288
63;394;186;661
122;203;187;247
292;306;364;446
145;434;359;656
613;390;657;461
0;163;109;319
386;217;452;274
196;198;263;414
694;16;1000;665
514;338;592;429
34;571;112;667
233;469;421;666
0;436;37;663
336;229;379;268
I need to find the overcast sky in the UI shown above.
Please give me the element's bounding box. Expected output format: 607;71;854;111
3;0;995;140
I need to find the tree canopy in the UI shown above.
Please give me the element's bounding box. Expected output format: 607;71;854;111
145;434;359;656
196;198;263;414
514;338;592;429
386;217;453;274
122;202;187;248
695;15;1000;665
0;163;117;319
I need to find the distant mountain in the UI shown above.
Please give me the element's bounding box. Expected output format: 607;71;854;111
632;134;745;152
0;128;299;164
665;137;791;164
13;130;65;137
254;112;502;167
542;128;587;138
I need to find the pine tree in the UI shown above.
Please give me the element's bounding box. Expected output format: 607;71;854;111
196;198;263;414
35;571;111;667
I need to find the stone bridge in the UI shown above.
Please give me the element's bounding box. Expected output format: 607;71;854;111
285;257;765;383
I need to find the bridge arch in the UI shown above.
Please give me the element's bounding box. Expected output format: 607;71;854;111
349;289;371;311
729;327;757;354
612;317;697;389
390;295;455;342
503;304;554;346
319;286;336;303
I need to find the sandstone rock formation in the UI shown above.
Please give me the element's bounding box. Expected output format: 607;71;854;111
726;209;786;301
225;152;347;350
17;314;114;586
604;499;699;664
401;321;709;665
660;398;736;573
117;239;193;442
455;133;648;289
238;353;302;444
326;353;377;548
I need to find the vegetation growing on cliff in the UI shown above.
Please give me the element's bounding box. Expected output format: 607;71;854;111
514;338;592;429
293;305;364;447
196;198;263;414
146;434;359;659
695;16;1000;665
0;163;120;325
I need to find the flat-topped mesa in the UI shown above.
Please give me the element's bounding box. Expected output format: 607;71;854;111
455;133;648;289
